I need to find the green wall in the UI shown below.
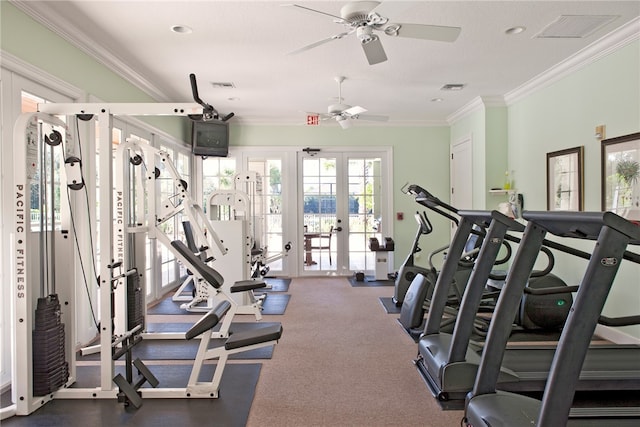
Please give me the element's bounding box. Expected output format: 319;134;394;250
507;40;640;338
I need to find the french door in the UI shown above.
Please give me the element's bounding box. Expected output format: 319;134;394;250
298;150;391;276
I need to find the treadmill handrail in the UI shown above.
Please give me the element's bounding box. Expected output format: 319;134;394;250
598;314;640;327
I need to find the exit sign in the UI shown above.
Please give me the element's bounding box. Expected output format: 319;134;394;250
306;115;319;126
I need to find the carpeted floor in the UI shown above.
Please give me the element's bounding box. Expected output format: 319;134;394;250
245;276;464;427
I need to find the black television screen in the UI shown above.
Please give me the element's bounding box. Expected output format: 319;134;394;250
191;120;229;157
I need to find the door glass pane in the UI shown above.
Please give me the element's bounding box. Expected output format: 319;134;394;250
248;158;283;272
347;157;382;273
302;157;337;272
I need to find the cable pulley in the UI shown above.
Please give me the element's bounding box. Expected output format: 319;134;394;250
45;129;62;146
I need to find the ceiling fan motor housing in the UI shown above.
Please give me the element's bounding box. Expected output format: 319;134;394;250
328;104;350;115
340;1;381;22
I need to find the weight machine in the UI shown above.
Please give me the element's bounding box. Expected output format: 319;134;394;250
205;171;271;313
115;139;263;321
10;100;272;416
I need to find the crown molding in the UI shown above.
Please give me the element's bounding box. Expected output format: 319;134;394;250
446;96;506;124
446;96;484;124
504;16;640;105
10;0;172;102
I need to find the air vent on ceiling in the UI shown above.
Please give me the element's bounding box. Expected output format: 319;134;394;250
441;83;466;91
535;15;618;39
211;82;236;88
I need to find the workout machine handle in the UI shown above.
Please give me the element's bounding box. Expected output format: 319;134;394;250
190;73;216;118
190;73;234;122
598;314;640;327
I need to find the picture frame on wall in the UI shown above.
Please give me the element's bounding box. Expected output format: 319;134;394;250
546;146;584;211
601;132;640;221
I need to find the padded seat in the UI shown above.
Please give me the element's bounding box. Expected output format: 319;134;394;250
185;301;231;340
230;279;267;293
225;324;283;350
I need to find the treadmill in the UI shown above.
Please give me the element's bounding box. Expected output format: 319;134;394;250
415;209;528;402
415;209;640;407
464;210;640;426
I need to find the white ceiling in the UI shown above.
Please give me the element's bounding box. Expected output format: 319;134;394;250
14;1;640;126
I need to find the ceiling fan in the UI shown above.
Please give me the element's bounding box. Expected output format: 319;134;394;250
308;76;388;129
284;1;461;65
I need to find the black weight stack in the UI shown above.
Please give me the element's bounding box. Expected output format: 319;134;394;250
32;294;69;396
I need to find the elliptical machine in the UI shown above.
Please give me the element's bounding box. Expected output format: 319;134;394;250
393;211;434;305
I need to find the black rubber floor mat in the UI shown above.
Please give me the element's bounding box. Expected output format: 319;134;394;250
1;364;261;427
348;276;394;287
378;297;402;314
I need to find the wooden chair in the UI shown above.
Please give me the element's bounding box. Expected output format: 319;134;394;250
309;225;334;265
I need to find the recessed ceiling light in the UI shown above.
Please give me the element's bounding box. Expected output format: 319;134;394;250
171;25;192;34
505;26;526;35
431;97;443;102
227;97;239;101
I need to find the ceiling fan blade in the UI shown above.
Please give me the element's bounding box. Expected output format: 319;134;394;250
343;105;367;116
393;23;461;42
355;114;389;122
337;117;352;129
288;32;351;55
361;36;387;65
281;4;346;23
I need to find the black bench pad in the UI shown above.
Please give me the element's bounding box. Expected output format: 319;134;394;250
172;240;224;289
185;301;231;340
230;279;267;293
225;324;283;350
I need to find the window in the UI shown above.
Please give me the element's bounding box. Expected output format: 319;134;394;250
158;143;191;290
202;157;237;206
22;91;66;233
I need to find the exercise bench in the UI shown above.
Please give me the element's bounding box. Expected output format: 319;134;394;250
172;240;267;337
184;300;283;398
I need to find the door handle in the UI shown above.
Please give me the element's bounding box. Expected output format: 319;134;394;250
335;226;343;232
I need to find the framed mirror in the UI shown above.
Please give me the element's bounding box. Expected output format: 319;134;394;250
547;146;584;211
601;132;640;220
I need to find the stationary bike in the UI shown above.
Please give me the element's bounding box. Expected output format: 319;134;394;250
393;211;434;305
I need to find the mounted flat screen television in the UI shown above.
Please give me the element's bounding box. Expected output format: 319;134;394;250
191;119;229;157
